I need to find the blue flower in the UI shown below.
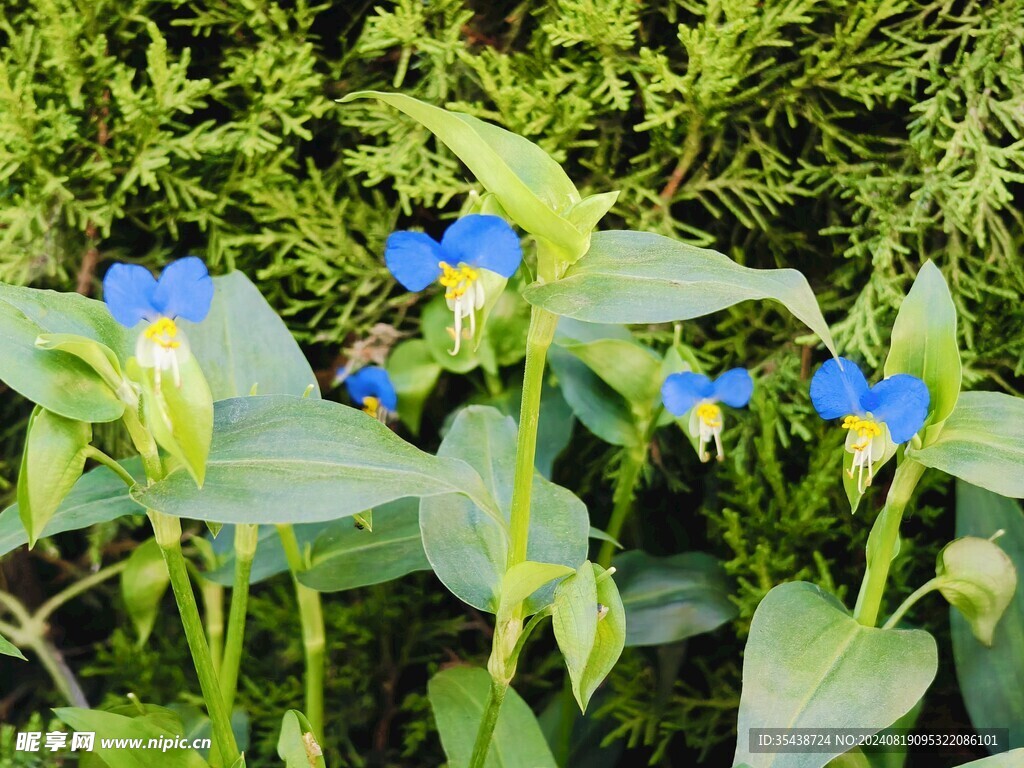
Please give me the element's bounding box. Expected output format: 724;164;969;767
385;214;522;355
810;357;929;491
344;366;398;422
662;368;753;462
103;257;214;388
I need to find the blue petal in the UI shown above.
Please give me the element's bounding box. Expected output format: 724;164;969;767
712;368;754;408
867;374;930;444
439;214;522;278
346;366;398;412
385;231;443;291
152;256;214;322
810;357;869;420
102;263;159;327
661;372;714;416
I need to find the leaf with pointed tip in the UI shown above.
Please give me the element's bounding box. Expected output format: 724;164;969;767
0;458;145;557
734;582;937;768
341;91;585;258
0;631;25;661
909;392;1024;498
524;231;837;357
122;538;171;645
134;396;498;526
277;710;325;768
420;406;589;612
428;666;557;768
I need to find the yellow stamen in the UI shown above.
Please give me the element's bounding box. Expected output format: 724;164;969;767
439;261;479;301
143;317;181;349
696;402;722;428
842;415;885;491
362;396;380;420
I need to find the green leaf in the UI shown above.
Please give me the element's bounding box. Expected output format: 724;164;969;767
883;261;960;433
951;482;1024;750
134;396;497;526
133;354;214;488
733;582;937;768
0;458;145;558
614;550;737;647
548;346;641;448
166;703;250;759
17;407;93;547
419;406;589;612
35;333;130;401
276;710;325;768
524;230;837;357
936;535;1017;646
557;337;662;415
552;563;625;713
298;499;431;592
342;91;585;258
0;282;131;422
121;538;171;645
0;630;25;661
387;339;441;435
909;391;1024;497
564;191;619;234
428;666;557;768
53;707;208;768
186;271;320;401
501;561;575;615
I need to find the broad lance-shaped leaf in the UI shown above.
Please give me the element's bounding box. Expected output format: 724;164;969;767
548;346;641;448
17;407;93;548
552;562;625;713
341;91;587;258
298;499;432;592
884;261;961;432
557;337;662;414
0;282;132;422
122;538;171;645
134;395;498;526
54;707;208;768
523;230;837;357
419;406;589;612
184;271;320;401
0;458;145;558
428;666;557;768
952;482;1024;751
277;710;325;768
734;581;937;768
909;391;1024;498
935;535;1016;646
613;550;737;647
387;339;441;436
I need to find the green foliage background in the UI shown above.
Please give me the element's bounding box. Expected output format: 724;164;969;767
1;0;1022;765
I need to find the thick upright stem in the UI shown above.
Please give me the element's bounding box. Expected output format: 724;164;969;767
598;446;647;568
507;307;558;569
277;524;326;738
220;523;258;714
467;679;508;768
202;582;224;676
151;511;239;766
854;460;926;627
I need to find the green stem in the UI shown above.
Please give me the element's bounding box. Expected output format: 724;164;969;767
35;561;127;624
467;679;508;768
882;577;942;630
82;447;136;488
853;460;926;627
220;524;258;714
0;613;88;707
507;307;558;569
277;524;326;739
597;446;647;568
151;511;239;766
202;581;224;677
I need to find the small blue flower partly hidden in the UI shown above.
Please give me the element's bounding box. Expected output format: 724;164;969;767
343;366;398;423
385;214;522;355
103;257;214;389
662;368;753;462
810;357;929;492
